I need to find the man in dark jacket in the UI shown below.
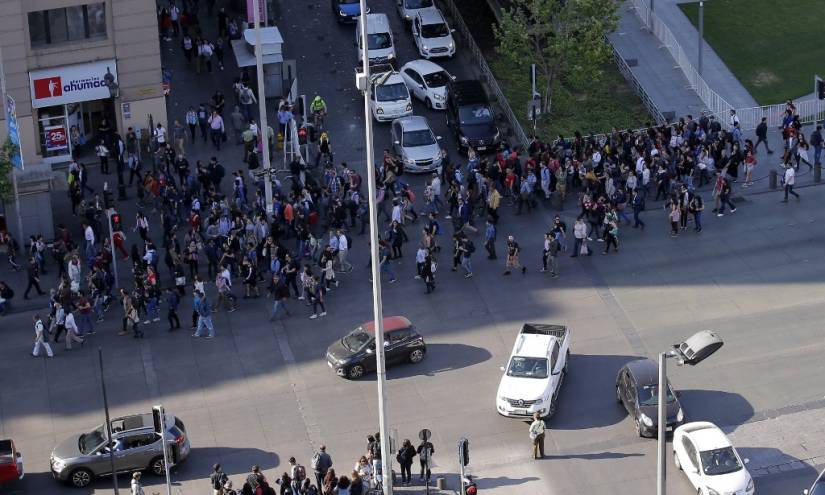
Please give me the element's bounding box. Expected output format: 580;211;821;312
24;257;45;299
311;445;332;489
754;117;773;154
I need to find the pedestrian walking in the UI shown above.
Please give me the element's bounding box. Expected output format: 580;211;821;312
193;291;215;339
311;445;333;490
459;236;474;278
131;472;145;495
754;116;773;154
571;217;590;257
503;235;526;275
483;220;496;259
166;288;181;331
422;253;436;294
32;314;54;358
64;310;85;349
782;165;800;202
211;463;228;495
541;233;560;277
23;256;45;299
209;110;225;150
529;412;546;459
689;193;704;233
716;177;737;217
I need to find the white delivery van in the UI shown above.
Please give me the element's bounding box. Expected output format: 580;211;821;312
355;13;396;66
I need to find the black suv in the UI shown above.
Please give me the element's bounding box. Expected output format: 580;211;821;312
445;79;500;153
326;316;427;379
616;358;685;437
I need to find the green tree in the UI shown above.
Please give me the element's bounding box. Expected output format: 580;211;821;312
494;0;619;122
0;139;17;202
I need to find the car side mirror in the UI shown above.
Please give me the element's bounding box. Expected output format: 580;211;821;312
803;489;810;495
743;458;749;464
499;366;505;372
365;347;374;354
384;341;390;347
451;29;456;33
394;140;400;145
436;136;442;140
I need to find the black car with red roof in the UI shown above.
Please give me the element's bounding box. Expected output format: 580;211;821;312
326;316;427;379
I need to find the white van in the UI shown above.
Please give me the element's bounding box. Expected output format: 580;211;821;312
355;13;396;66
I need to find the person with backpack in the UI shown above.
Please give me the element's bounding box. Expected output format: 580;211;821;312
311;445;333;491
287;456;307;494
396;439;417;486
211;464;229;495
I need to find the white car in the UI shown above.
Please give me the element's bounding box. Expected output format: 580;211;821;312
673;422;754;495
399;60;453;110
396;0;434;22
355;13;396;66
496;324;570;420
367;67;413;122
411;8;455;59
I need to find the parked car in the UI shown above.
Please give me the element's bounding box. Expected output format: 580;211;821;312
446;79;500;153
0;439;24;486
400;59;453;110
805;467;825;495
496;324;570;419
367;65;413;122
326;316;427;379
391;116;443;174
355;13;396;66
396;0;434;22
50;412;190;488
332;0;368;23
673;422;754;495
615;358;685;437
411;8;455;59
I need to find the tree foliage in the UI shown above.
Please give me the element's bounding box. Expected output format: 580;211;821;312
0;139;16;202
494;0;619;121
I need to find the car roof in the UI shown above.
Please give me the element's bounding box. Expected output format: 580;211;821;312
363;13;390;31
449;80;489;105
394;115;430;132
625;358;658;385
403;59;446;76
512;333;553;359
362;316;413;333
417;7;445;24
680;422;731;451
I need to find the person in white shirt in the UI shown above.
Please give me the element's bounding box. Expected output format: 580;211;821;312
391;199;403;225
83;222;96;260
782;166;800;202
336;229;352;272
208;111;225;150
154;123;167;145
131;472;145;495
64;311;84;350
32;314;54;358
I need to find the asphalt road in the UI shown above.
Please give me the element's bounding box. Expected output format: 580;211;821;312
2;0;825;494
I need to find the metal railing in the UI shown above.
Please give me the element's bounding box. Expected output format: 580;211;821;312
629;0;825;130
438;0;530;149
611;43;667;125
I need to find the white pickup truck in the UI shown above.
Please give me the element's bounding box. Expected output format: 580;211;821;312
496;324;571;420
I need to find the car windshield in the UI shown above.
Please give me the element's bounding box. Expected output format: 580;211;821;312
376;82;409;102
342;327;373;352
79;426;107;455
458;105;493;125
402;129;435;147
366;33;392;50
406;0;433;8
423;70;450;88
637;384;677;406
507;357;549;379
421;22;449;38
700;447;743;476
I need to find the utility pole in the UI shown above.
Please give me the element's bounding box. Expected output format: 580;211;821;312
98;348;119;495
252;0;274;216
698;1;704;76
0;44;25;246
357;0;392;493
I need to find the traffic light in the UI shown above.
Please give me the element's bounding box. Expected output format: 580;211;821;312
817;77;825;100
103;189;114;209
298;125;308;145
459;438;469;467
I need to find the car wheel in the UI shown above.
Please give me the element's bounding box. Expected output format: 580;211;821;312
673;450;682;470
347;364;365;379
616;385;623;404
70;468;93;488
150;456;166;476
425;97;432;110
409;349;425;363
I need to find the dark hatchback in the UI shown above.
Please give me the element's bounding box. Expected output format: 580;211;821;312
332;0;368;23
616;358;685;437
445;80;500;153
326;316;427;379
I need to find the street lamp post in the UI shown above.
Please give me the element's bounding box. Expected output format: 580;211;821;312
356;0;393;493
657;330;724;495
252;0;274;216
698;1;704;76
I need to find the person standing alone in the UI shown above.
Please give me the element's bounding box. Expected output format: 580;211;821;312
782;165;800;202
311;445;333;490
529;412;546;459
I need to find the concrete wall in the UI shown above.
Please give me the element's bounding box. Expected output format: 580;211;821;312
0;0;167;163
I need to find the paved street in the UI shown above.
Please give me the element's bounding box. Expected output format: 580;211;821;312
1;0;825;494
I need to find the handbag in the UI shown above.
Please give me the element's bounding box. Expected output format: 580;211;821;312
175;276;186;286
579;242;588;256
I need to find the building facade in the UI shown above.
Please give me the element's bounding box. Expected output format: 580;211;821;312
0;0;167;166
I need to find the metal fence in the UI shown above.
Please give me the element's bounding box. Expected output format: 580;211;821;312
611;43;667;126
629;0;825;130
438;0;531;149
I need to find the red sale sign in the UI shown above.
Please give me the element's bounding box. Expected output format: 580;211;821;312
45;125;68;151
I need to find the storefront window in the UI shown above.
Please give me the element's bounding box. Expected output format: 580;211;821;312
87;3;106;38
28;3;107;47
37;105;71;160
66;5;87;41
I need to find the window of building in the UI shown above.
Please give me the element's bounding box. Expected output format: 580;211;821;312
28;3;107;47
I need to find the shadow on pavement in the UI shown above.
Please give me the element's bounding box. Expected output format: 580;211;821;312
476;475;540;489
549;353;639;430
175;446;280;483
387;343;492;379
678;389;755;427
546;451;644;461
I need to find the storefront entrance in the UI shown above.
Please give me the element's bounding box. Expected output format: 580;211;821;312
36;99;116;163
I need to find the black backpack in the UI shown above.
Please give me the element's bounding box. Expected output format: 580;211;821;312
466;241;475;253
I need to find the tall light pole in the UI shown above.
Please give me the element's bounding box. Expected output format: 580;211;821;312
356;2;392;494
252;0;274;216
0;44;25;247
657;330;724;495
698;0;704;76
98;348;119;495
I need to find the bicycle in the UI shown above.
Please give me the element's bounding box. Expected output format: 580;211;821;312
312;110;326;133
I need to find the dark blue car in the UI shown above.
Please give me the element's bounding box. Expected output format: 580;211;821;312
331;0;368;23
